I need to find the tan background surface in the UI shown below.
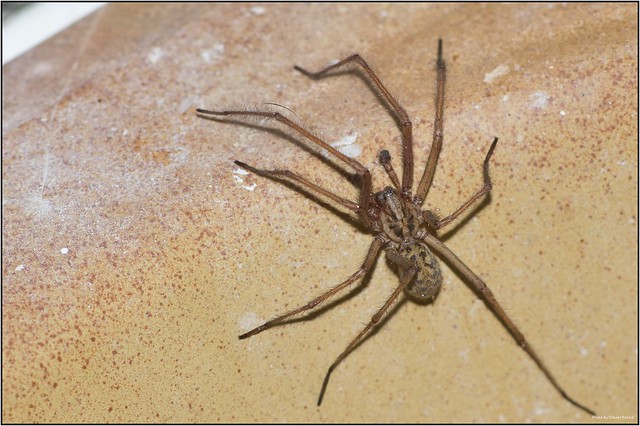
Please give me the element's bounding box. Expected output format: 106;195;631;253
2;3;637;423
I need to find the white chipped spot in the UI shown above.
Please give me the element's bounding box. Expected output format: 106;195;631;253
233;168;249;183
60;247;69;255
529;91;550;109
147;47;164;64
533;406;549;416
484;64;510;83
201;43;225;64
234;168;249;176
541;169;553;181
33;61;53;76
239;312;261;331
330;133;361;158
468;299;483;317
15;264;25;271
177;97;193;114
250;6;266;15
242;183;257;191
458;348;469;362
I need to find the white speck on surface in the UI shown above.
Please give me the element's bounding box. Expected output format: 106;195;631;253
233;168;250;183
337;143;362;158
617;160;626;166
580;347;589;357
458;348;469;362
15;264;25;271
233;168;250;176
330;133;361;158
533;406;549;416
122;129;129;136
502;94;510;102
484;64;510;83
60;247;69;255
201;43;225;64
560;110;566;116
541;169;553;181
177;97;193;114
242;183;257;191
529;91;550;109
147;46;164;64
239;312;261;331
250;6;266;15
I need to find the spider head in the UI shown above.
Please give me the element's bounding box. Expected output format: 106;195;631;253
374;186;424;243
374;186;403;221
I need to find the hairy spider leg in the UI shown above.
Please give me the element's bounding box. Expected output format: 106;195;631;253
196;108;374;227
233;160;359;213
423;137;499;230
422;233;596;416
294;55;415;199
239;236;385;339
318;250;417;406
415;39;446;205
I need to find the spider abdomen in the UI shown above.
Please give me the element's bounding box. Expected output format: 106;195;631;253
399;241;442;302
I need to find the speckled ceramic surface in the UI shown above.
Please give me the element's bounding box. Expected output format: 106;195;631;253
2;3;637;423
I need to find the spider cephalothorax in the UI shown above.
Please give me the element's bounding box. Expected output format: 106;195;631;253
197;40;594;415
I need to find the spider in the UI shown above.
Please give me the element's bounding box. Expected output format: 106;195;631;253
197;40;594;416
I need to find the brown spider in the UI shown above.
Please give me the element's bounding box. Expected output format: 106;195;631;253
197;40;594;415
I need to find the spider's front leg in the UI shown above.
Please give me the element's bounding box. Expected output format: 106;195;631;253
196;108;375;227
422;137;499;230
294;55;415;198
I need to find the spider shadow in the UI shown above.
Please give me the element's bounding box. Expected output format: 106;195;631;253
437;192;493;242
198;114;360;191
262;244;383;331
297;66;406;139
427;192;522;342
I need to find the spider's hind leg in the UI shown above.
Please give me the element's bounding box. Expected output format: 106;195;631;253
239;236;385;339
